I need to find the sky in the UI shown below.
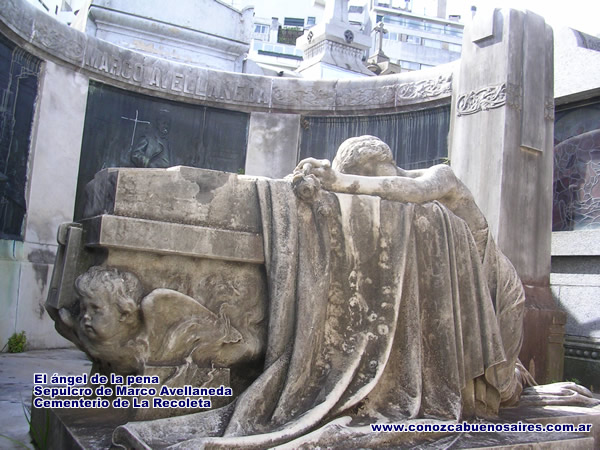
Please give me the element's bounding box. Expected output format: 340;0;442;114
446;0;600;36
231;0;600;36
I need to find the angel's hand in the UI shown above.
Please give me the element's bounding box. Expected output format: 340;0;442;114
519;382;600;407
293;158;337;189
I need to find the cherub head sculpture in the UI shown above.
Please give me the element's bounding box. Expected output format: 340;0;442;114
74;266;144;344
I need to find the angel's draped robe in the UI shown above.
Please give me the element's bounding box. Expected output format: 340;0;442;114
114;178;525;449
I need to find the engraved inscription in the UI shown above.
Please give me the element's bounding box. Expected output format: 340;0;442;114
86;50;144;82
456;83;506;116
207;81;268;104
83;49;267;104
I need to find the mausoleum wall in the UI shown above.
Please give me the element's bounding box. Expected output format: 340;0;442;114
0;2;572;390
0;0;454;349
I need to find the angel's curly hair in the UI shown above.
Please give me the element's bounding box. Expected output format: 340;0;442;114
332;135;396;175
75;266;143;315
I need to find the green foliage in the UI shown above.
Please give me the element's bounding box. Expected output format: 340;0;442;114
26;401;50;450
7;331;27;353
0;398;47;449
0;433;30;449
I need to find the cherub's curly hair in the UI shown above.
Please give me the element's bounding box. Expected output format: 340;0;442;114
75;266;143;315
332;135;396;175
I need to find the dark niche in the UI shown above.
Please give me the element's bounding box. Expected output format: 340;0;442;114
74;81;249;220
299;105;451;170
0;32;41;240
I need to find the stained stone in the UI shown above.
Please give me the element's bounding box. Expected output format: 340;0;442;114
41;136;598;448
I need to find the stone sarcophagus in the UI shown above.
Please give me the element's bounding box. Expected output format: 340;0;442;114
46;166;268;418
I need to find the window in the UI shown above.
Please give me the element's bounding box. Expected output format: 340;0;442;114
406;35;421;44
399;60;420;70
445;26;462;37
448;43;461;52
379;15;464;39
306;16;316;26
423;38;443;49
349;6;364;13
254;24;269;34
284;17;304;27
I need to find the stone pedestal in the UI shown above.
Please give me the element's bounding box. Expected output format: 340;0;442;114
32;402;599;449
296;0;372;78
366;51;401;75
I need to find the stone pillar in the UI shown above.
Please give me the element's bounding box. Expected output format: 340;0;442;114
437;0;447;19
13;60;88;349
449;9;564;383
245;112;301;179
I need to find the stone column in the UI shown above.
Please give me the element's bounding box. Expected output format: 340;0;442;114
14;60;88;349
449;9;564;383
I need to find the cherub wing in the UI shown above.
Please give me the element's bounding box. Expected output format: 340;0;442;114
141;289;242;362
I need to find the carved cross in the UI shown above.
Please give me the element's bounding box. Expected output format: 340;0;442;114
324;0;349;25
372;22;388;54
121;110;151;147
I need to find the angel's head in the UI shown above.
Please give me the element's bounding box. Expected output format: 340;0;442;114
333;136;398;176
75;266;143;342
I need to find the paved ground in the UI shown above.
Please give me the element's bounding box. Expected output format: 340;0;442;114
1;349;599;449
0;348;91;449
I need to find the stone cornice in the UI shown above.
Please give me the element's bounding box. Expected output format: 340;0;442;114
1;0;455;114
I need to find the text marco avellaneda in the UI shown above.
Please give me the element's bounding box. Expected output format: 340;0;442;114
32;373;232;409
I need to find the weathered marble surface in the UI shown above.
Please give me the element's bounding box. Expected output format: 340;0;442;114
46;137;598;447
46;167;268;420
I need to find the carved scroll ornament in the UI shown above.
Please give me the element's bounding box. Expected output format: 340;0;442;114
397;74;453;100
456;83;506;116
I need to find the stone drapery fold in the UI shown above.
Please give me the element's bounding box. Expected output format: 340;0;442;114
113;179;524;449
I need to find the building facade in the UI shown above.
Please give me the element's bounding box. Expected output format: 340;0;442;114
371;0;463;72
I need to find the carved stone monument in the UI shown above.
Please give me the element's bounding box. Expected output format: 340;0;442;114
42;136;598;448
296;0;373;78
366;22;401;76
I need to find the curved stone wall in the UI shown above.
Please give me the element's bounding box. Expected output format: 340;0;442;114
0;3;566;390
1;0;454;115
0;0;456;350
